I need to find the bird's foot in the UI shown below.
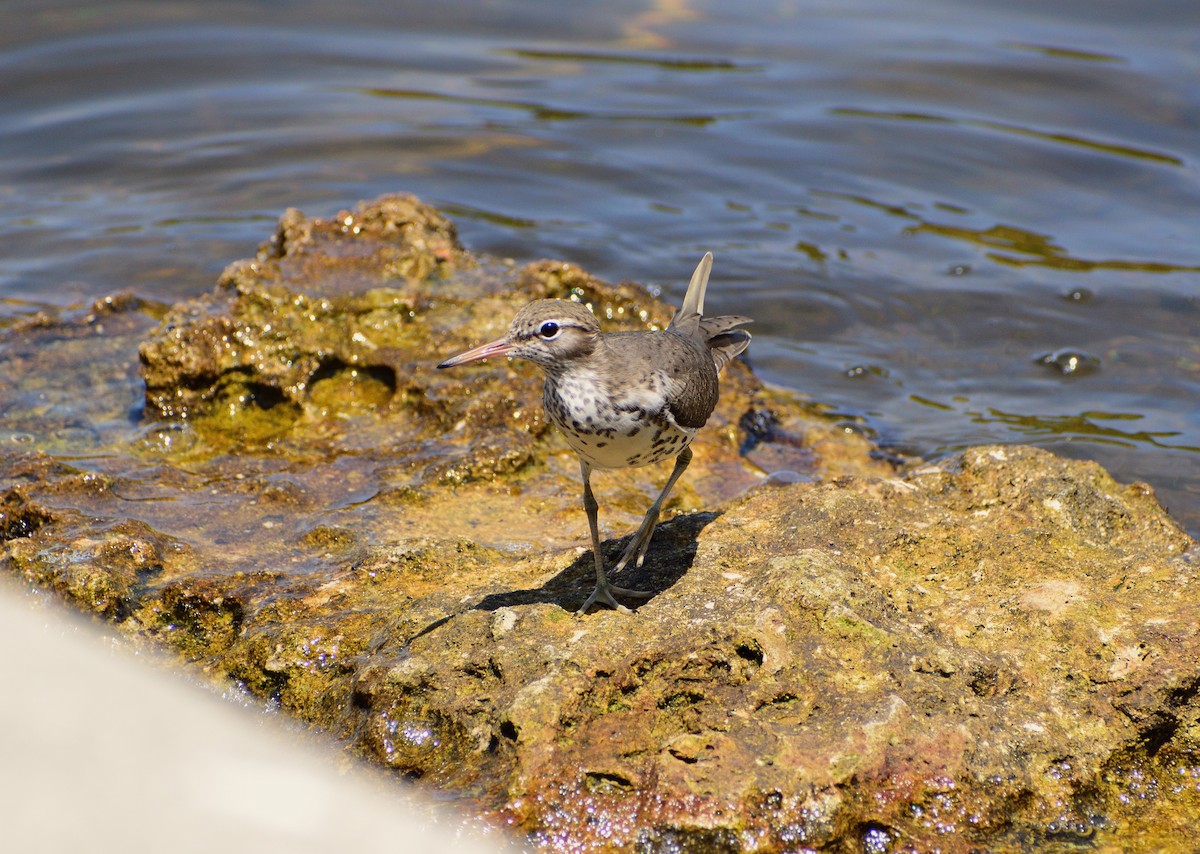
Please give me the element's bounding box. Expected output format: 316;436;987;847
576;580;653;616
612;510;661;573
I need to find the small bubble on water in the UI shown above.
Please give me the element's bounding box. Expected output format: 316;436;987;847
838;420;871;437
845;364;888;380
1062;287;1093;303
947;264;971;276
1035;348;1100;376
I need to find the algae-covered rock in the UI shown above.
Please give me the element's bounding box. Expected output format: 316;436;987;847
139;192;470;423
3;195;1200;851
32;442;1194;852
134;194;872;527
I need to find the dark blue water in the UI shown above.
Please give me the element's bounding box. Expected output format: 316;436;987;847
4;0;1200;528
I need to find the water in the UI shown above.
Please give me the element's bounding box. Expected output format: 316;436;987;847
3;0;1200;529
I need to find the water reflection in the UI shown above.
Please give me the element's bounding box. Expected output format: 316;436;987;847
970;407;1199;452
356;85;745;125
908;220;1200;272
502;48;763;72
1002;43;1126;64
832;107;1183;165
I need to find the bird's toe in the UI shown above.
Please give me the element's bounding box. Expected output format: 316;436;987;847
576;586;633;615
575;581;652;615
615;522;657;572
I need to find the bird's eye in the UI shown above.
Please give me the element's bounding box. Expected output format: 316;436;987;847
539;321;560;339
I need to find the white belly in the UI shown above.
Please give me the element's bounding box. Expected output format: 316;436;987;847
544;371;695;470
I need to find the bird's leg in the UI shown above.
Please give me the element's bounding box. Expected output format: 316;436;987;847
613;446;692;573
576;459;652;615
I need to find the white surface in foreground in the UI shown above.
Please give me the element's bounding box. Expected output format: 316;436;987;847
0;578;523;853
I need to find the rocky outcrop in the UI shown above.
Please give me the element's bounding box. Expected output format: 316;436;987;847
3;195;1199;851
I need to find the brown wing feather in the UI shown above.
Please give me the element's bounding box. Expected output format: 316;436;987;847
700;315;752;372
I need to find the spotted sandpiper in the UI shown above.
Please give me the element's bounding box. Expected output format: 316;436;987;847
438;252;751;614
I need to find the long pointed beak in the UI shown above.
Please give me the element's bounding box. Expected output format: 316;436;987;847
437;335;513;369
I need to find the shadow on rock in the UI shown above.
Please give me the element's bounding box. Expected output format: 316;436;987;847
473;511;719;614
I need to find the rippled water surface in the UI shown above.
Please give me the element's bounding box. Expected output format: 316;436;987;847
4;0;1200;528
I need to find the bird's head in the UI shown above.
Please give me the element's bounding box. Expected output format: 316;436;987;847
437;299;601;372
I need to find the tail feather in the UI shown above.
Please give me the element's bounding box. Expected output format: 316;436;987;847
666;252;752;370
680;251;712;318
668;252;713;337
698;314;752;339
704;322;752;372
